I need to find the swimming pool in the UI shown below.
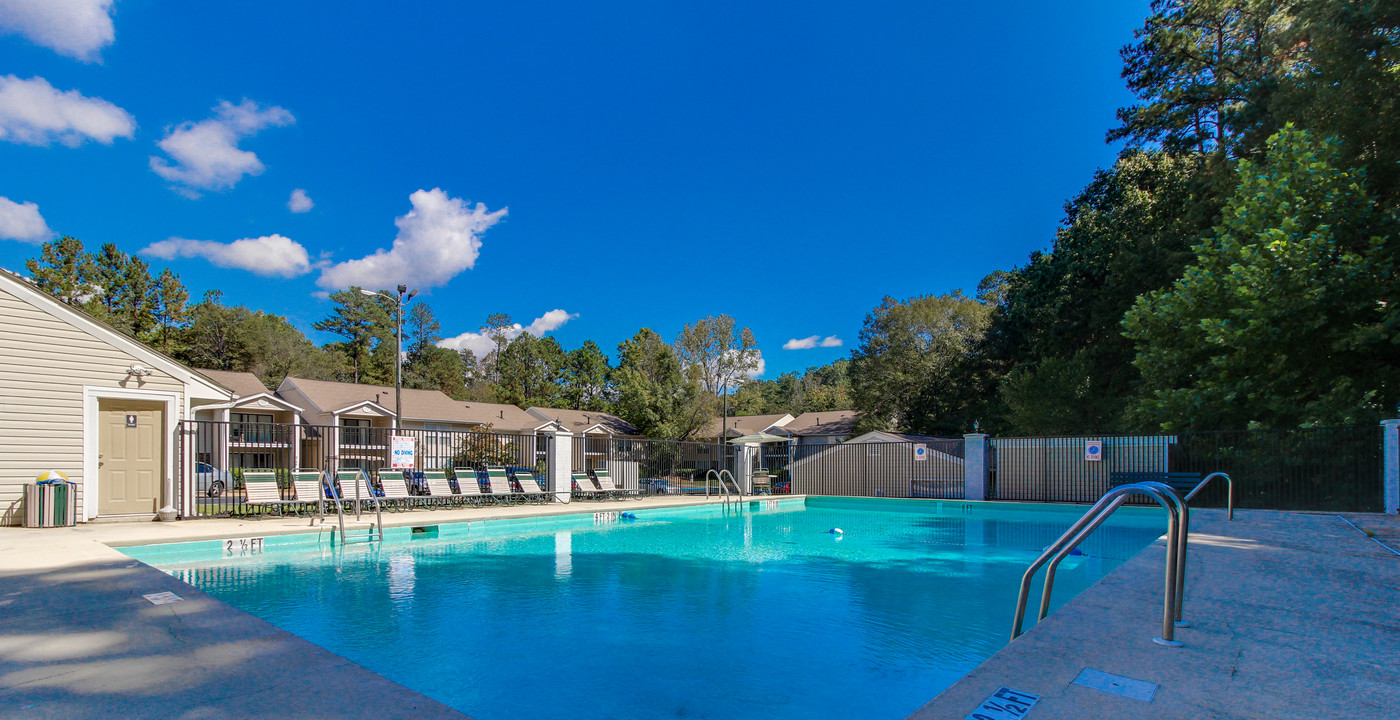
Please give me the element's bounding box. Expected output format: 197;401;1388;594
124;498;1167;720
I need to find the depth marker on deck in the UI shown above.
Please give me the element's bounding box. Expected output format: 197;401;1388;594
966;686;1039;719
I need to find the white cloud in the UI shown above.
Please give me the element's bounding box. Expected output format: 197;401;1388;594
747;350;766;378
141;234;312;278
149;99;294;196
0;195;52;242
783;335;843;350
0;75;134;146
317;188;506;290
437;309;579;357
0;0;115;62
287;188;313;213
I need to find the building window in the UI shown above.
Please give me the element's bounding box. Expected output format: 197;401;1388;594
231;412;276;443
341;418;373;446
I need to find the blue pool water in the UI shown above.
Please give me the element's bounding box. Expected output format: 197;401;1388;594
125;498;1167;720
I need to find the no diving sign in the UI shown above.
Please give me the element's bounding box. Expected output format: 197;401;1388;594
391;435;416;469
1085;439;1103;462
913;444;928;462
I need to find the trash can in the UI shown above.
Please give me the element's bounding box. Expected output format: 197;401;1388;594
24;482;77;528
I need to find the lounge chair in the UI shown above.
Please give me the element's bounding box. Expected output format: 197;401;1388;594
421;469;459;508
511;468;551;504
452;467;489;506
291;468;328;514
241;468;299;516
336;468;383;512
376;469;423;511
572;471;606;501
592;468;639;501
485;467;520;505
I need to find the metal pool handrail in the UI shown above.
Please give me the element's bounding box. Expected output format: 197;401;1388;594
719;469;744;506
1184;471;1234;520
1011;482;1186;647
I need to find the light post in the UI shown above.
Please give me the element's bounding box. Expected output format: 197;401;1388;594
360;285;417;431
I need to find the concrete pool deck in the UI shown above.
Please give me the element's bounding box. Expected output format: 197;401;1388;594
2;498;1397;719
908;508;1400;720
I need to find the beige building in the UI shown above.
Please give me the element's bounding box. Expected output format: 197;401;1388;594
0;270;231;525
782;410;858;445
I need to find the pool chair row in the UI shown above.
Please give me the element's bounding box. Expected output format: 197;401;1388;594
334;466;553;510
571;468;642;501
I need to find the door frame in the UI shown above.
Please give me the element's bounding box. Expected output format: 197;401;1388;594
83;386;180;521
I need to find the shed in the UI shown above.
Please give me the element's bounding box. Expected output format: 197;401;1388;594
0;269;231;524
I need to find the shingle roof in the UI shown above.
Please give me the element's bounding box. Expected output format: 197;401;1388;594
784;410;858;437
282;377;547;431
702;413;793;438
526;407;640;436
196;369;272;398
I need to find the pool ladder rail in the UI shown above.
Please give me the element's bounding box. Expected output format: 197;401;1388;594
326;469;384;546
1010;472;1234;647
705;469;745;506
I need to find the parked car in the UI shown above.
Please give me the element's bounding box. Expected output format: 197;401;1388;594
196;462;232;498
640;478;674;495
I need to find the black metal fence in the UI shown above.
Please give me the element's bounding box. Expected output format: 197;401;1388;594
989;425;1384;512
178;420;550;518
580;437;740;496
789;437;966;498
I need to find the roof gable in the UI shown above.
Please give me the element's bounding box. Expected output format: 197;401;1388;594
0;269;230;401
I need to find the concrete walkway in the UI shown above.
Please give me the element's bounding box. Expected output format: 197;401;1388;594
908;509;1400;720
0;494;739;720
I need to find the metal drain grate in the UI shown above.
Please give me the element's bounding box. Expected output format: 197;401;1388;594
1073;668;1157;702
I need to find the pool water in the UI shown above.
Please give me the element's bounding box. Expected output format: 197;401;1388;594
126;498;1166;720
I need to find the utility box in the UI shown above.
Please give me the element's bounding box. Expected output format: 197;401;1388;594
24;482;77;527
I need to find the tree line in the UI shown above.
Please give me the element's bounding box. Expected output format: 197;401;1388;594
21;238;843;439
20;0;1396;440
847;0;1399;435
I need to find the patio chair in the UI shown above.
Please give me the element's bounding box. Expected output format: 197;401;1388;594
451;467;488;507
751;470;772;495
571;471;606;501
291;468;329;514
592;468;639;501
421;469;459;508
241;468;299;516
376;469;423;511
485;467;520;505
511;468;551;504
336;468;383;513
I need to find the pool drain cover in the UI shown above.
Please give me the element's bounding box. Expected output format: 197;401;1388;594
143;591;183;605
1073;668;1157;702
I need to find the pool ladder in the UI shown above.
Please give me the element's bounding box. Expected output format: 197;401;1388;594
327;470;384;546
1009;472;1233;647
705;469;745;507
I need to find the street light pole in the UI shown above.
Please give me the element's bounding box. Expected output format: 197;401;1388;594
360;285;417;433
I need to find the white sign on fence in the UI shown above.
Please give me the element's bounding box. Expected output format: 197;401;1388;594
391;436;416;469
1085;439;1103;462
913;444;928;462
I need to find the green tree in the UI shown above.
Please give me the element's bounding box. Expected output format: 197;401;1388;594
1124;126;1399;429
25;236;96;306
987;151;1216;432
313;287;390;383
561;340;612;411
181;290;254;370
406;302;441;356
614;328;709;440
848;287;996;435
675;314;761;398
407;344;466;398
495;333;566;407
150;268;190;352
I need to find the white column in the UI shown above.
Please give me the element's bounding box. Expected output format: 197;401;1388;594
964;433;989;501
1383;419;1399;515
547;428;574;503
737;442;759;494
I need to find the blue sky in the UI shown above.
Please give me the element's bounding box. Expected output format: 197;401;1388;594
0;1;1149;378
